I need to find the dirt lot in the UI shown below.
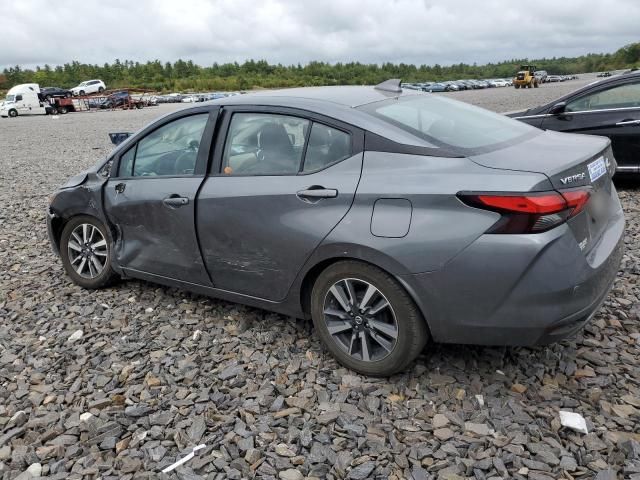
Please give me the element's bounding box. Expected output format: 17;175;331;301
442;73;601;112
0;78;639;480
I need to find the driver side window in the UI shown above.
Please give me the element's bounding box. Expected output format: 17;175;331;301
118;114;208;177
566;82;640;112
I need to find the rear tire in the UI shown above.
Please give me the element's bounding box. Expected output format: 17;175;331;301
65;92;72;98
514;84;520;89
60;215;118;289
311;261;429;376
58;106;68;114
98;87;104;93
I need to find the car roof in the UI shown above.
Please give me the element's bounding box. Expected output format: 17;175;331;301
209;85;422;109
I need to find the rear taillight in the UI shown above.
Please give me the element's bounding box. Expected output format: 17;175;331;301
458;190;591;234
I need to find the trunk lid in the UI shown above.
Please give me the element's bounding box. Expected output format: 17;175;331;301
469;130;619;256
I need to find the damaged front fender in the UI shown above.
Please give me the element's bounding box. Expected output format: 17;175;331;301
47;172;111;257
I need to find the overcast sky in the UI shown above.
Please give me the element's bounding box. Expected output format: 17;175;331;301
1;0;638;70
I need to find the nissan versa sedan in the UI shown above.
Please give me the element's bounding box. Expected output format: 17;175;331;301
47;80;625;376
509;70;640;174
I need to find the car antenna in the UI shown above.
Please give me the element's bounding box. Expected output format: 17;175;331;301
374;78;402;93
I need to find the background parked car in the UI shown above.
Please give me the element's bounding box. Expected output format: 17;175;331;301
71;80;106;96
488;79;509;87
535;70;548;83
421;82;448;92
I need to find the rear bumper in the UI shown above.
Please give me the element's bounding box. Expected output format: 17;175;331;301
400;207;625;346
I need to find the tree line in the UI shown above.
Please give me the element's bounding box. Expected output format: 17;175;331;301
1;42;638;93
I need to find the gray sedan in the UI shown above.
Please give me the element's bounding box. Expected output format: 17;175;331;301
47;80;624;376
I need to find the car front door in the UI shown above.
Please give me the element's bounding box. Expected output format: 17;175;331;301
197;108;364;301
104;109;217;284
541;79;640;172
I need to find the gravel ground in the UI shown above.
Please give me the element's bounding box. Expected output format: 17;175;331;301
442;73;601;113
0;80;639;480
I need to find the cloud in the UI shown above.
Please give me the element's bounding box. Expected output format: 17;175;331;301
0;0;638;69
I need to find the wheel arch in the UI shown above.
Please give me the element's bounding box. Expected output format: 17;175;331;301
296;252;433;338
49;211;107;254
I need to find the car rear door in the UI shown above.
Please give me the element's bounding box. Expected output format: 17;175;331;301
104;108;218;284
196;107;364;301
541;78;640;172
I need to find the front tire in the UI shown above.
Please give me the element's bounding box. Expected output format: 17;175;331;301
59;215;118;289
311;261;428;376
8;109;18;117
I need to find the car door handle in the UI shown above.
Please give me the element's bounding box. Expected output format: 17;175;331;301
616;119;640;126
114;183;126;193
163;196;189;207
296;187;338;200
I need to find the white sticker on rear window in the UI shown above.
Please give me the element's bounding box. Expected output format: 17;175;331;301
587;157;607;182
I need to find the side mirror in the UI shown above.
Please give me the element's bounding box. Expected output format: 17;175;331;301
549;102;567;115
109;132;133;145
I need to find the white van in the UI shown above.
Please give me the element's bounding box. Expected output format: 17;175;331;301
1;83;53;117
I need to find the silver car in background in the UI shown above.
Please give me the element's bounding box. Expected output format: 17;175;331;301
47;80;624;375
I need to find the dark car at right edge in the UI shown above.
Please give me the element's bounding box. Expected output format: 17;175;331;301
509;71;640;174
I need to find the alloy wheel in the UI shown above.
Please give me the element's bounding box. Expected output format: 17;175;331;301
67;223;108;279
322;278;398;362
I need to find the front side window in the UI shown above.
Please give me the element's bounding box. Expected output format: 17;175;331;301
222;113;310;175
359;95;536;150
118;114;208;177
118;145;136;177
566;82;640;112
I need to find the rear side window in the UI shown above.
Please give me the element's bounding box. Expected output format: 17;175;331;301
359;95;535;150
117;114;208;177
303;123;351;173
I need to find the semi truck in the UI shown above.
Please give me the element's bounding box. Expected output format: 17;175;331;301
0;84;54;117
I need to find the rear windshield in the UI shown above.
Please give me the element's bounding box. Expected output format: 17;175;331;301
358;94;536;150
